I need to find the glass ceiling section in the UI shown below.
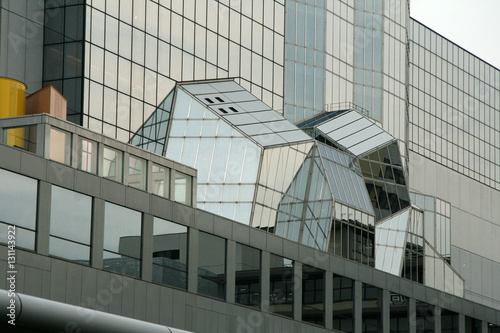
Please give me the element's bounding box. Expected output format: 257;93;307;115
179;80;313;148
129;90;174;155
165;88;262;225
317;143;373;214
374;208;410;276
315;110;395;157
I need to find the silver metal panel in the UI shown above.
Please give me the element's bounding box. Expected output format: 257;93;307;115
238;100;270;112
208;80;245;93
337;125;384;148
327;118;370;140
222;91;258;103
222;113;259;126
277;130;312;143
317;111;361;133
252;133;287;147
181;83;218;95
349;132;394;156
237;123;273;136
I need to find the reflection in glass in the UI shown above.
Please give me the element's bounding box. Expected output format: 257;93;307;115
103;202;142;277
127;155;146;190
49;127;71;165
175;171;192;205
78;137;97;173
362;283;382;332
302;265;324;326
235;244;261;308
102;146;123;182
441;309;458;333
198;232;226;299
0;169;37;250
269;254;293;318
415;301;435;332
389;293;408;332
3;126;37;153
50;186;91;263
152;217;188;289
151;163;170;198
333;274;354;333
464;316;481;333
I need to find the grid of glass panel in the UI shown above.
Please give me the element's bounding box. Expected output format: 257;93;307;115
275;146;333;251
375;208;410;275
152;217;188;290
362;283;383;332
129;90;175;155
284;0;326;123
83;0;285;142
409;20;500;190
333;273;354;333
353;0;383;121
359;142;410;221
43;0;85;124
410;192;451;260
49;186;92;264
317;142;373;213
0;169;37;250
165;88;261;222
331;202;375;266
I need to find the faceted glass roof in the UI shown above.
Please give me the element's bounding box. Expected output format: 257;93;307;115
180;81;313;147
315;110;395;156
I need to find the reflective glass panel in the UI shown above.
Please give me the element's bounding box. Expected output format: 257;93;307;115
49;237;90;264
103;202;142;277
78;137;97;173
390;293;409;332
127;155;147;190
50;186;91;245
302;265;324;326
0;169;37;230
198;232;226;299
174;171;192;205
3;126;37;153
49;127;71;165
333;274;354;333
102;146;123;182
235;243;261;308
362;283;382;332
269;254;294;318
152;217;188;290
151;163;170;198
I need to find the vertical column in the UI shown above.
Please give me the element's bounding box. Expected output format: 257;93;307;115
409;298;416;333
37;123;47;158
382;289;390;333
354;280;362;333
458;313;466;333
293;261;302;322
481;320;488;333
324;272;333;330
141;213;154;281
36;181;51;255
91;198;105;268
226;240;236;303
261;251;270;312
434;306;441;333
187;228;199;294
71;134;79;168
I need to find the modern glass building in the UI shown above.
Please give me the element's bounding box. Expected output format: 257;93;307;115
0;0;499;332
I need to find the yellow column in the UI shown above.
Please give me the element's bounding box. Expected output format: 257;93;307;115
0;77;27;147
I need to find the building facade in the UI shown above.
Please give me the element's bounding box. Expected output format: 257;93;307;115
0;0;499;332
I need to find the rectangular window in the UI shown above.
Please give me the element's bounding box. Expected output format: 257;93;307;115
269;254;294;318
49;127;71;165
49;186;92;264
0;169;37;250
152;217;188;289
127;155;146;190
102;146;123;182
197;232;226;300
390;293;408;332
174;171;192;205
235;243;261;308
302;265;324;326
151;163;170;198
362;283;383;332
333;274;354;333
103;202;142;277
78;137;97;173
3;126;37;153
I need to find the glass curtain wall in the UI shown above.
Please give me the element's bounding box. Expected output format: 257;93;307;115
43;0;85;123
333;273;355;333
